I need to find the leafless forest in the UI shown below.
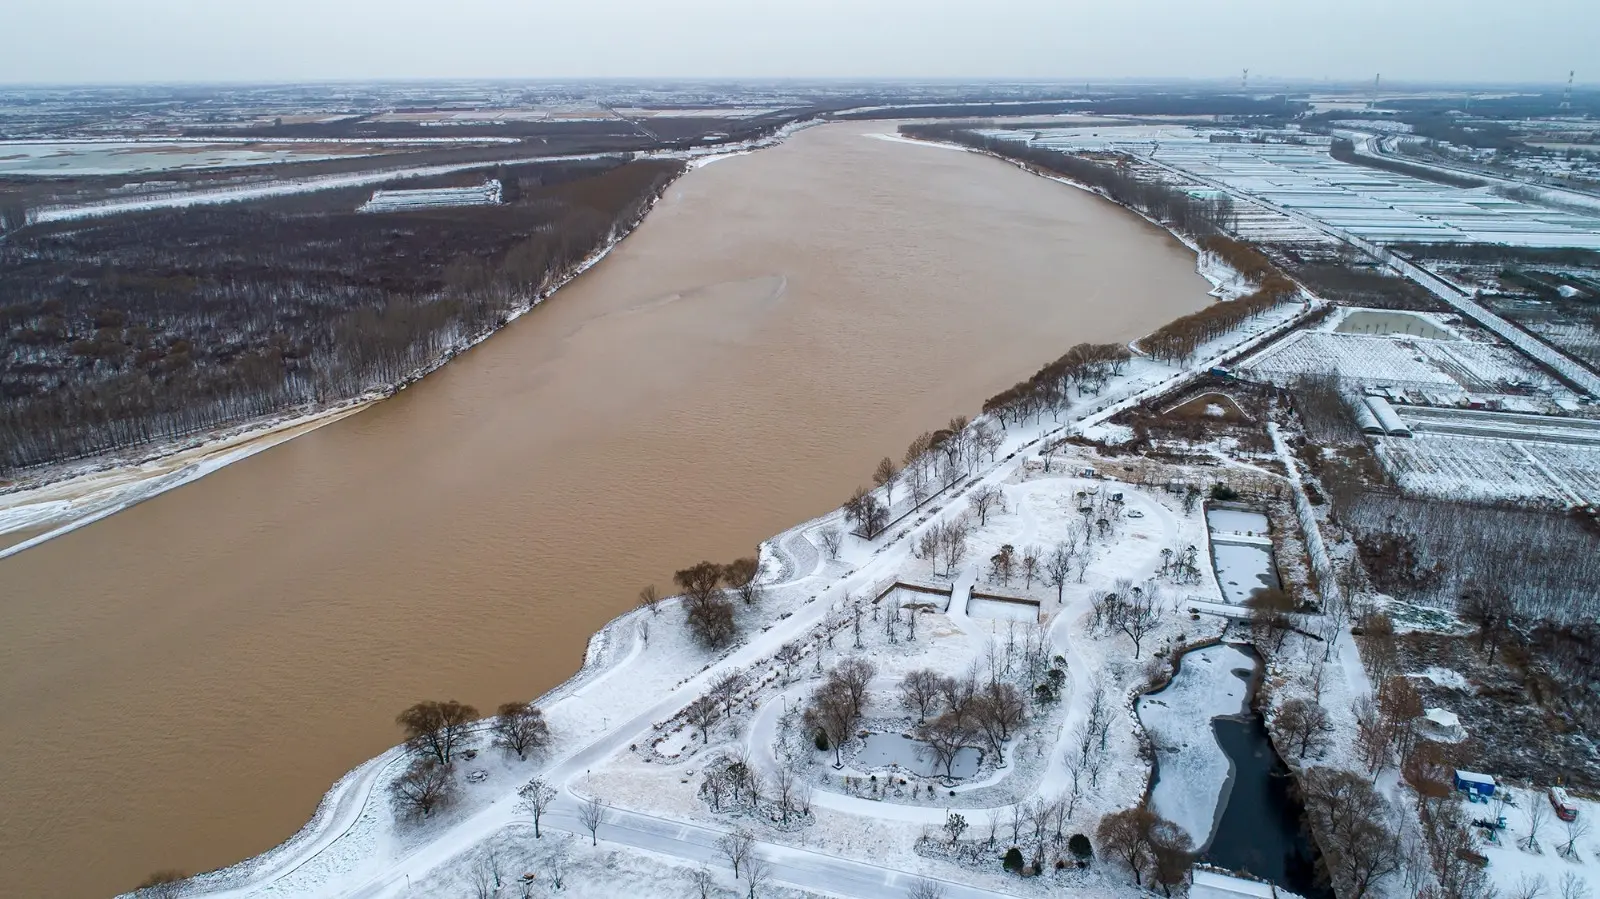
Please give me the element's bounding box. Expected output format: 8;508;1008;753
0;158;683;471
1343;492;1600;624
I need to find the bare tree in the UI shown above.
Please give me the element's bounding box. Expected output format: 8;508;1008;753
775;641;804;680
1063;749;1085;818
491;701;550;760
834;658;877;718
719;828;755;878
874;456;900;507
906;878;947;899
969;485;1003;526
1560;815;1591;858
579;793;606;846
1303;768;1402;898
471;850;502;899
1149;817;1195;897
1524;793;1551;851
899;669;944;723
845;486;889;538
970;680;1025;764
976;421;1002;462
686;695;722;744
768;765;797;824
818;527;843;560
1097;806;1157;887
395;700;479;766
1045;543;1075;603
710;670;748;717
390;758;455;819
678;561;738;648
1561;873;1593;899
743;854;773;899
1247;586;1296;656
723;557;763;606
1020;545;1042;589
544;845;569;890
1353;695;1390;772
918;527;941;574
637;584;661;615
940;519;970;575
1510;874;1550;899
918;711;977;780
1271;697;1331;759
517;777;557;838
687;866;717;899
1111;586;1161;659
988;544;1015;586
804;685;857;766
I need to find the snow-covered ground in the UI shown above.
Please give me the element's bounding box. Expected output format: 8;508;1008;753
28;119;821;224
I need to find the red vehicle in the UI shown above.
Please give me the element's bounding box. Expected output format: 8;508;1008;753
1550;787;1579;823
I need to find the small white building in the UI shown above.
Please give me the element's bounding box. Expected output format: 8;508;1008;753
1422;707;1467;743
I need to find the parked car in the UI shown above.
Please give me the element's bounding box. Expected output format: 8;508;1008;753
1127;509;1144;518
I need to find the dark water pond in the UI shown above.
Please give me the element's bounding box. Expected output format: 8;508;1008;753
1207;712;1333;899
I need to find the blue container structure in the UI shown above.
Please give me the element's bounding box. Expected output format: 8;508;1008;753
1455;769;1497;802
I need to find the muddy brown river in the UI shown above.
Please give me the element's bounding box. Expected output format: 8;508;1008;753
0;122;1212;898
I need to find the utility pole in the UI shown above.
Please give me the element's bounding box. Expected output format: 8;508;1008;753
1560;70;1575;111
1241;68;1249;93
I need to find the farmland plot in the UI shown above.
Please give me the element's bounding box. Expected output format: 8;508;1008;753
1239;330;1563;399
1376;432;1600;505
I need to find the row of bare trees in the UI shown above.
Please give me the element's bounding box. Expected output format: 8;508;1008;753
1139;238;1299;364
900;124;1239;240
846;418;995;539
981;342;1132;429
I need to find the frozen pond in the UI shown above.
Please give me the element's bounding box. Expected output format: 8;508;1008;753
965;596;1039;622
1335;310;1456;340
856;732;981;779
1137;642;1256;849
0;141;374;175
1205;508;1270;536
1213;543;1279;605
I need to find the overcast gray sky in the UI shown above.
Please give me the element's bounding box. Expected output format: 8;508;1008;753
4;0;1594;85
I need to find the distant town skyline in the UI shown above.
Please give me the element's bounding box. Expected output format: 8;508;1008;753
3;0;1596;86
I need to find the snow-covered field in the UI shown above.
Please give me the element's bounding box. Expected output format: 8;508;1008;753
981;126;1600;250
1375;430;1600;506
1237;328;1567;400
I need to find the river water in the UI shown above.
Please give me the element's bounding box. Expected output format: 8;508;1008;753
0;122;1213;898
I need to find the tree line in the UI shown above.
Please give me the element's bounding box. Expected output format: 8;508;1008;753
980;342;1132;428
1;158;684;471
1138;237;1299;364
898;123;1239;239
